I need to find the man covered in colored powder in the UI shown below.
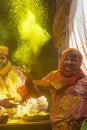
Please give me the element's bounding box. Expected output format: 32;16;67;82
0;45;48;122
33;48;87;130
0;45;32;108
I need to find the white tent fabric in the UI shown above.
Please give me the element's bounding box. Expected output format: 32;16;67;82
69;0;87;74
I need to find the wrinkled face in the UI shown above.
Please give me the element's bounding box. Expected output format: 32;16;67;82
0;55;8;69
63;51;79;72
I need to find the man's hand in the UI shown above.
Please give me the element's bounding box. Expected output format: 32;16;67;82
0;98;17;108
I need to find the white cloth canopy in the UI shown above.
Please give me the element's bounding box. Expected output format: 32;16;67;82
69;0;87;74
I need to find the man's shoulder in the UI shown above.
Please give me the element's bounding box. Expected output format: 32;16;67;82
9;65;24;75
11;65;20;71
78;75;87;83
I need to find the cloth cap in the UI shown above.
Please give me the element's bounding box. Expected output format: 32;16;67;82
0;45;9;56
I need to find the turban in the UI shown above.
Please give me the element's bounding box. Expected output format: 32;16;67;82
0;45;9;56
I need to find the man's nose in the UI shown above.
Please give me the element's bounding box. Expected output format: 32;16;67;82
67;60;72;64
0;59;3;62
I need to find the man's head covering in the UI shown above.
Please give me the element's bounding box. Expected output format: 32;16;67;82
60;48;82;68
42;48;85;90
0;45;9;56
59;48;83;76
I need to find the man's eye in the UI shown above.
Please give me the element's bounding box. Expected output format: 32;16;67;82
0;57;7;60
65;57;69;60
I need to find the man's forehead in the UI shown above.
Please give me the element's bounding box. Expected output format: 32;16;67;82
66;51;77;57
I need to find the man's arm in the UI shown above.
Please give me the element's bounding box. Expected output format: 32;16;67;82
25;73;41;98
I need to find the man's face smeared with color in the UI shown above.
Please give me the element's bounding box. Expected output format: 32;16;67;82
63;51;79;72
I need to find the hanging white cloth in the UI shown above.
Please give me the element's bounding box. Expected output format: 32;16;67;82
69;0;87;74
